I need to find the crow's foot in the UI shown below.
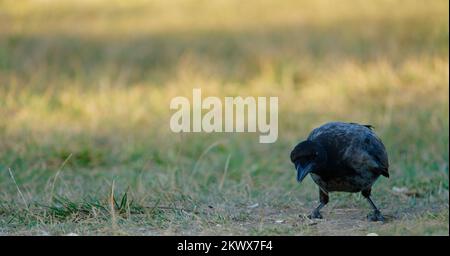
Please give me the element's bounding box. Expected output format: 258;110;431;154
367;210;385;222
308;210;323;219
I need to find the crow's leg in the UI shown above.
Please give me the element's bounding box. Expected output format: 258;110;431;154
361;188;385;222
308;189;328;219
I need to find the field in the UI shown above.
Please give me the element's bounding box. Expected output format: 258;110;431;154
0;0;448;235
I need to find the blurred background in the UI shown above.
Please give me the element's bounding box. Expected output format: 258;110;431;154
0;0;448;235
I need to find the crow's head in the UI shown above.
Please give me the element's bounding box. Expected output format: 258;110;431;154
290;140;327;183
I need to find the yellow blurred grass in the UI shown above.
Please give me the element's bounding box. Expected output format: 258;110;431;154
1;57;447;138
1;0;448;36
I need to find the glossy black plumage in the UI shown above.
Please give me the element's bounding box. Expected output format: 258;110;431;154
290;122;389;221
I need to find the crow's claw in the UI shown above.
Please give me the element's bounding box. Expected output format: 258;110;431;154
308;210;323;219
367;210;385;222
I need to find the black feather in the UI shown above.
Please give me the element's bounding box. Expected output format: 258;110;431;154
349;123;374;130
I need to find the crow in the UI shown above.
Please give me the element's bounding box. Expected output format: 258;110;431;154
290;122;389;221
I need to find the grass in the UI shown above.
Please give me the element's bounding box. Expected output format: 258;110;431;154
0;0;448;235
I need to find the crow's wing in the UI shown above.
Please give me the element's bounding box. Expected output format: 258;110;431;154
342;125;389;178
364;132;389;177
308;122;389;178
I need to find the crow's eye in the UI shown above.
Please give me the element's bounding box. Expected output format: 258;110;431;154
298;155;314;165
305;154;315;160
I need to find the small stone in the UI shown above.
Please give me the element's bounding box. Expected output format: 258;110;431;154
247;203;259;209
40;231;50;236
392;186;409;193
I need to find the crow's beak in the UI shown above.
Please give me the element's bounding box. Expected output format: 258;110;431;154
296;163;312;183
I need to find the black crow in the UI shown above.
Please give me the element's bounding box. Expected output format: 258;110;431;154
290;122;389;221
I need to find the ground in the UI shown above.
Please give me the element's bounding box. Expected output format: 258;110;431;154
0;0;448;235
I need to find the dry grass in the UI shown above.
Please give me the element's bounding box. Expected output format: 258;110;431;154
0;0;448;235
